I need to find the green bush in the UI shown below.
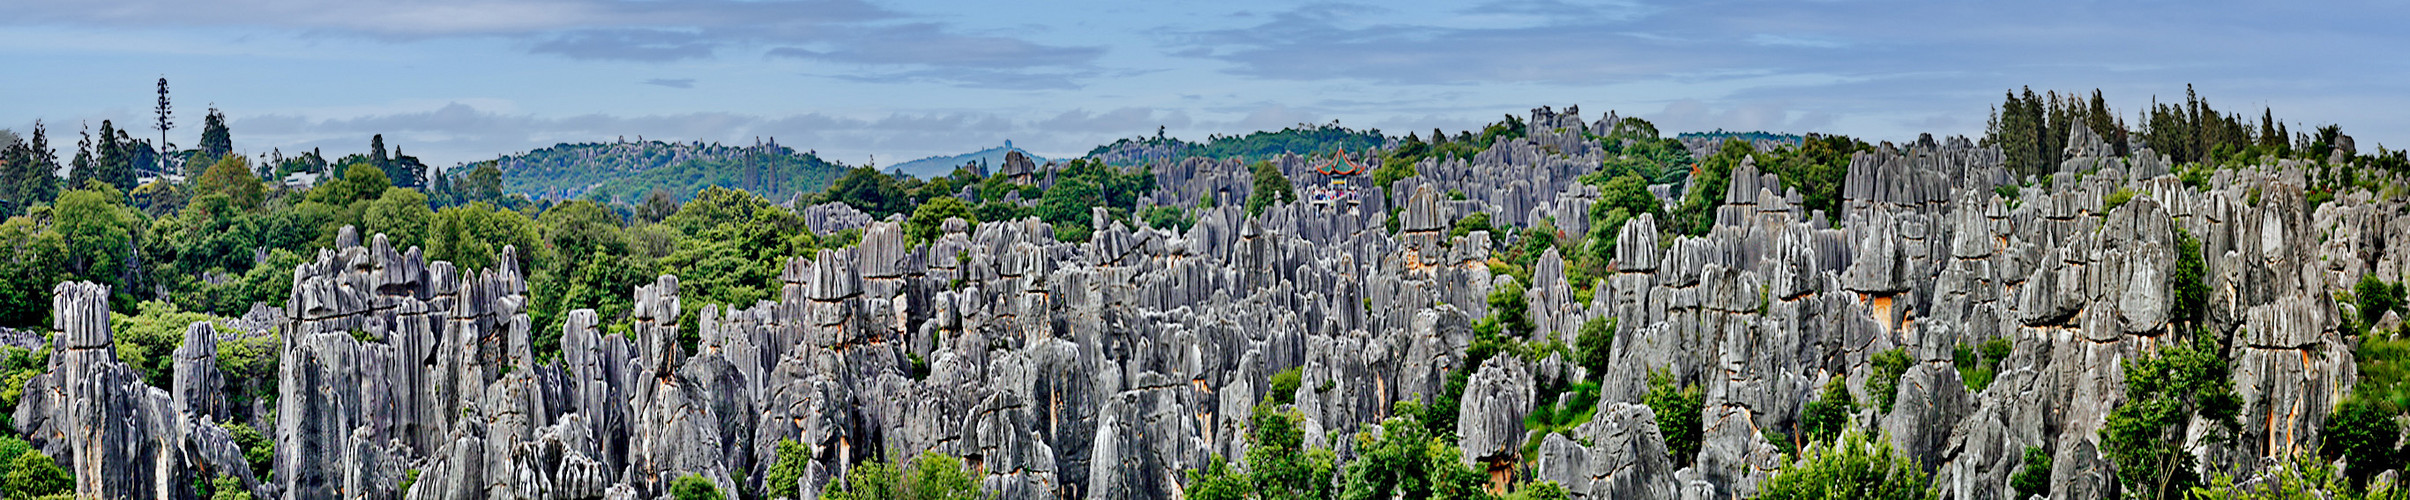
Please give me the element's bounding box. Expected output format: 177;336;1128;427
1447;212;1492;241
820;451;984;500
2354;274;2406;330
2188;450;2387;500
1246;405;1337;500
1753;429;1938;500
2009;446;2051;499
2320;396;2402;489
2169;226;2210;327
1953;337;2012;392
223;422;273;479
1243;161;1294;217
1183;458;1251;500
1868;348;1913;413
670;474;724;500
1502;481;1568;500
1573;317;1615;380
1644;371;1704;467
1798;378;1854;445
2101;334;2239;500
2357;337;2410;410
766;439;810;500
1267;367;1303;406
2103;187;2137;212
1337;402;1489;500
211;475;254;500
6;449;73;499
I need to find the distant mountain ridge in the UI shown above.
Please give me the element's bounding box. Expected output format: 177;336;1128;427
885;142;1050;179
474;139;847;203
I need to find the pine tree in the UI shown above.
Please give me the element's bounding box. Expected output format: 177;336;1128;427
69;124;93;191
195;107;232;176
18;122;58;208
155;77;175;176
93;120;136;191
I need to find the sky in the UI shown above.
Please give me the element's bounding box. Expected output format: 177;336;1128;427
2;0;2405;169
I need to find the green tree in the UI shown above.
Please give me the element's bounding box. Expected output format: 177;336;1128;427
361;187;432;250
53;185;139;289
455;164;505;206
194;155;265;214
1868;348;1913;412
1267;367;1303;406
766;439;811;500
1338;402;1492;500
2354;274;2405;330
6;449;73;498
2101;334;2239;500
223;422;274;479
2010;447;2052;499
210;474;255;500
0;217;66;327
1798;378;1855;445
1244;161;1294;217
1572;317;1615;380
1244;405;1337;500
427;202;543;273
1753;429;1939;500
1185;458;1253;500
2319;396;2400;489
671;474;725;500
819;451;985;500
906;196;975;244
2;122;62;213
1644;371;1704;467
194;108;232;175
1671;138;1756;235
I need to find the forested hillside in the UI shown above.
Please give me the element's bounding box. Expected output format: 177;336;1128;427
476;139;847;203
1090;122;1391;166
5;89;2410;500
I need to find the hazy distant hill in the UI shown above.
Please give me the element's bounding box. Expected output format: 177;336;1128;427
474;139;847;203
885;142;1050;179
1088;123;1390;166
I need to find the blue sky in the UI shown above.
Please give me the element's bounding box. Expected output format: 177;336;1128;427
3;0;2404;168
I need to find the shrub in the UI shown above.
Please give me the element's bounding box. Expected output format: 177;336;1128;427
1503;481;1569;500
2169;226;2210;327
670;474;724;500
6;449;73;499
2101;334;2239;499
1753;429;1939;500
1245;405;1336;500
1953;337;2012;392
766;439;810;500
2354;274;2405;329
1447;212;1492;241
2009;446;2051;499
2103;187;2137;212
1644;371;1704;467
2320;396;2402;489
820;451;984;500
1868;348;1913;413
2357;337;2410;410
223;422;273;479
1798;378;1854;445
1337;402;1488;500
1267;367;1303;406
211;475;254;500
1573;317;1615;380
